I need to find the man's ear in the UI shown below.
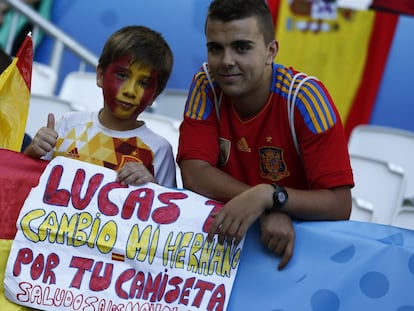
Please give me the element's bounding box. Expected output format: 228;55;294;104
96;65;103;88
266;40;279;65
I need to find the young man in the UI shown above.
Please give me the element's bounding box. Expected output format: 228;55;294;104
25;25;176;187
177;0;354;269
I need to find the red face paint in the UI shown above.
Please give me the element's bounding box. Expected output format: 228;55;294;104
101;55;159;120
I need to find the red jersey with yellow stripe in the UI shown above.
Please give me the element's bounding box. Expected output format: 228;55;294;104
178;63;354;190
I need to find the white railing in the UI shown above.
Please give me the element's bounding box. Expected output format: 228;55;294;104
3;0;98;74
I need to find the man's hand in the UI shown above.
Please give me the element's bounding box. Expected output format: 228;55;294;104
207;184;273;246
260;211;295;270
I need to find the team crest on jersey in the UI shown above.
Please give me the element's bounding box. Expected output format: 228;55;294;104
219;137;231;166
259;147;290;182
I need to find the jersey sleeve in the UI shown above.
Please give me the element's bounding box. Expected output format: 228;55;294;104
177;68;220;167
292;76;354;189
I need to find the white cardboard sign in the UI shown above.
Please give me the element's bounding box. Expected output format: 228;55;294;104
4;157;243;311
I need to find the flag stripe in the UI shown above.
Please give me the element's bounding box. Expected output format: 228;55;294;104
0;150;48;239
0;149;48;310
344;12;398;139
0;34;33;151
370;0;414;16
16;34;33;90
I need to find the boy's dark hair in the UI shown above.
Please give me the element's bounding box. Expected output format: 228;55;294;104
98;25;173;96
206;0;275;44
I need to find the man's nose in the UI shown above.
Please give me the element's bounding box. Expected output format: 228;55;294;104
221;49;235;66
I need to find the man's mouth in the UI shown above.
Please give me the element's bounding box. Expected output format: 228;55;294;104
219;73;241;83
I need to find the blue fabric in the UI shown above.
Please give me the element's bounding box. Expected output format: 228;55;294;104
229;220;414;310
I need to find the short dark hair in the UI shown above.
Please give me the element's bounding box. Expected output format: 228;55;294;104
206;0;275;44
98;25;173;96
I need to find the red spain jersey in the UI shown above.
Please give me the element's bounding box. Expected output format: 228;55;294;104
178;63;354;190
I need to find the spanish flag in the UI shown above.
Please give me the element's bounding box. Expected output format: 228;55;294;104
269;0;398;139
0;34;35;310
0;33;33;152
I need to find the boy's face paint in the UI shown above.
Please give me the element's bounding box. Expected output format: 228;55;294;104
100;55;159;120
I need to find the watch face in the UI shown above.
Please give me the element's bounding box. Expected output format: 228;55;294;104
278;191;287;203
271;184;288;210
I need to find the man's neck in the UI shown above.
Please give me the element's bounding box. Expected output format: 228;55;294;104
231;67;273;120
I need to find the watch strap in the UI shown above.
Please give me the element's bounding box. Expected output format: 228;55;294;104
271;183;288;210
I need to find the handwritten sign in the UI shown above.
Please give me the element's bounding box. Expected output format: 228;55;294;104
4;156;243;311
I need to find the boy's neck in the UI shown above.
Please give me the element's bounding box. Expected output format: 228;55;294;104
98;109;143;131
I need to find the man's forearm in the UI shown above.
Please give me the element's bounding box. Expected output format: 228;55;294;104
179;160;352;220
281;186;352;221
179;159;249;202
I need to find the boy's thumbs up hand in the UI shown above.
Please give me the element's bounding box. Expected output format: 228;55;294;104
24;113;59;158
47;113;55;130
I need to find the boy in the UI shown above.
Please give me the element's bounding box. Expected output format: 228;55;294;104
25;25;176;187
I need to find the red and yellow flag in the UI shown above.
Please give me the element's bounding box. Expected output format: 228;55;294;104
0;35;33;310
269;0;398;139
0;33;33;151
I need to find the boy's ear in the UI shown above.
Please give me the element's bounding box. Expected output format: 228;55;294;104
96;65;103;88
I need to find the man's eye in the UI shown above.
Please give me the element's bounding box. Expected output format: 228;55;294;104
235;44;250;53
207;45;222;54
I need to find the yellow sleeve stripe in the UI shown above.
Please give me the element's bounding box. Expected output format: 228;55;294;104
275;68;337;134
185;71;213;120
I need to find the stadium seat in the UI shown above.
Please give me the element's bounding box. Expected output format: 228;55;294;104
25;94;75;138
348;125;414;210
31;62;58;96
349;154;406;226
58;71;102;111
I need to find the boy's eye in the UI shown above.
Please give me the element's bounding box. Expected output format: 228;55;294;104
140;78;154;89
115;71;128;80
140;79;149;88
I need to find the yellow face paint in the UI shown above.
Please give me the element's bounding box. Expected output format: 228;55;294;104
102;55;159;120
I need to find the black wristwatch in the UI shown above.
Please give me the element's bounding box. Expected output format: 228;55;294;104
269;183;288;210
